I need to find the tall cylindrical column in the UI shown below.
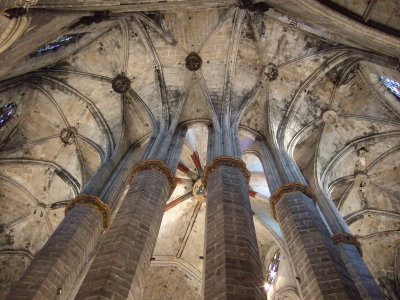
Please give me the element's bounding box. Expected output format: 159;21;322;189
203;156;266;300
75;160;176;300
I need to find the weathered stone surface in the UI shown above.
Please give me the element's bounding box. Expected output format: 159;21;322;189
0;2;397;299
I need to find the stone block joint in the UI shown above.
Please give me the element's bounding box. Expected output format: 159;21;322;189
269;182;316;220
202;156;250;189
129;159;177;195
332;233;363;256
65;194;110;233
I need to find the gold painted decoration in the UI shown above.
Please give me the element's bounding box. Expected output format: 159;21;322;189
269;182;316;220
331;233;362;256
192;178;206;203
129;159;176;193
202;156;250;189
65;194;110;233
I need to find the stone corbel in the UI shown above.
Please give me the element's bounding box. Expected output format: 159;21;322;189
202;156;250;189
65;194;110;233
129;159;177;195
331;233;363;256
269;182;317;220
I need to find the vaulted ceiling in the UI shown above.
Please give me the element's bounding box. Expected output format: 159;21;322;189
0;1;399;299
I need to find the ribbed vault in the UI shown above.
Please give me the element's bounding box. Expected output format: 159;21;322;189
0;2;399;299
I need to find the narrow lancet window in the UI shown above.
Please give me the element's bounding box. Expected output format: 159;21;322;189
32;33;85;56
264;249;281;291
380;76;400;99
0;102;17;129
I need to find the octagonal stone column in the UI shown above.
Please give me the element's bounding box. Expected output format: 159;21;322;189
75;160;176;300
269;183;362;300
202;156;266;300
276;146;384;299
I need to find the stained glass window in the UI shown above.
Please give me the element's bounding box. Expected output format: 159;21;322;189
32;33;85;56
264;250;281;291
0;103;17;129
380;76;400;99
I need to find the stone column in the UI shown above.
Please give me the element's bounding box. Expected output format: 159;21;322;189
75;159;176;300
333;234;385;300
202;156;266;300
281;147;384;299
6;146;135;300
269;182;361;299
259;138;362;299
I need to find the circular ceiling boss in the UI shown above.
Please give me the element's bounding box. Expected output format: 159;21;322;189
112;74;131;94
185;52;202;71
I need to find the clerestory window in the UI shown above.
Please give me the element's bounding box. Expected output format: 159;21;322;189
0;102;17;129
264;249;281;292
380;76;400;99
31;33;85;56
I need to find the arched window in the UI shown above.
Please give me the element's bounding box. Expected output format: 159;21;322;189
264;249;281;291
0;102;17;129
32;33;85;56
380;76;400;99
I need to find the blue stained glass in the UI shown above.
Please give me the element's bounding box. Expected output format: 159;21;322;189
380;76;400;99
33;33;84;56
0;102;16;129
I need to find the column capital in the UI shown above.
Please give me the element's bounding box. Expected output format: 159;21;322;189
129;159;176;192
269;182;316;219
203;156;250;189
65;194;110;233
331;233;363;256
